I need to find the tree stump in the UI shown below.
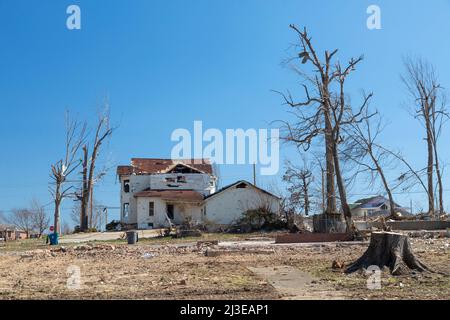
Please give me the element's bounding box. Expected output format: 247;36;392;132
345;231;431;275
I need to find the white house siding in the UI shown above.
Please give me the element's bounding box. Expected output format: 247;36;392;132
136;197;166;229
136;197;203;229
203;184;280;228
150;173;215;195
351;208;367;219
120;174;153;224
120;172;214;225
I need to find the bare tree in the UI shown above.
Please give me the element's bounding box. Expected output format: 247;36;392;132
79;106;114;231
50;112;86;234
402;57;448;217
283;158;314;216
30;199;50;237
343;110;401;218
74;188;109;231
375;144;430;205
275;25;372;230
7;209;34;238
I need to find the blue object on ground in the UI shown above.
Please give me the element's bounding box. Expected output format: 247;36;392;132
48;232;59;245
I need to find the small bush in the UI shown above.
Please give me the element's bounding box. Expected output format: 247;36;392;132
229;207;287;233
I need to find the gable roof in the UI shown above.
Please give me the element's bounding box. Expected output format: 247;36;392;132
352;195;402;210
204;180;281;201
117;158;213;176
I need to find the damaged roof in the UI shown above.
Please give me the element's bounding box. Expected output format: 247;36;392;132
117;158;213;176
133;189;204;202
352;195;402;210
204;180;281;201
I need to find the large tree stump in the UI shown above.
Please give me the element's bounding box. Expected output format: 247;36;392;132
345;231;431;275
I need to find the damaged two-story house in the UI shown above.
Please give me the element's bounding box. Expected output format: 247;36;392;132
116;158;280;230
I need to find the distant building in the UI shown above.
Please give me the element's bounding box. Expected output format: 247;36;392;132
350;196;411;220
116;158;280;230
0;224;28;241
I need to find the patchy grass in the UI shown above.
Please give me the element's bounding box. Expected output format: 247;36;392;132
0;235;448;300
0;238;48;252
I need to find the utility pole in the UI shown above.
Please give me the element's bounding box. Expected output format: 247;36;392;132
89;186;93;229
103;207;108;231
321;168;325;213
253;163;256;186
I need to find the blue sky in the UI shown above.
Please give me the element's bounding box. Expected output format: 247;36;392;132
1;0;450;225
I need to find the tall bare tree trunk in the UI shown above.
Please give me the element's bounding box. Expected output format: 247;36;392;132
80;146;89;231
324;108;337;214
53;184;61;234
332;143;352;229
89;186;94;228
435;155;444;217
373;156;396;218
425;120;435;217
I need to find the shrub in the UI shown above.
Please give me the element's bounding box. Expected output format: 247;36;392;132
229;207;287;233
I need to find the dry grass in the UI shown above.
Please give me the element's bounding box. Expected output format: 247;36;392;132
0;235;448;300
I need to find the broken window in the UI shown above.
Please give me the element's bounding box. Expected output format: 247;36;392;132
177;175;186;183
123;180;130;193
123;203;129;218
148;223;153;228
149;202;155;216
167;204;174;220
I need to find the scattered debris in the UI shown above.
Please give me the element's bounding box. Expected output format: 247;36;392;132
173;229;202;238
332;260;345;269
196;240;218;249
205;248;275;257
74;244;93;251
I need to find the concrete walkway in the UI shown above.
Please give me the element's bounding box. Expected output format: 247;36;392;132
248;265;346;300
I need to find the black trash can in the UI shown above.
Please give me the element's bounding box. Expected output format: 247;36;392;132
126;231;138;244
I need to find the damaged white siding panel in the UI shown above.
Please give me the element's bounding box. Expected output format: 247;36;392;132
136;197;167;229
203;184;280;226
136;197;203;229
150;173;214;195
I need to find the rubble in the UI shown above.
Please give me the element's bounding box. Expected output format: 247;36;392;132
0;235;447;300
332;260;345;269
74;244;93;251
204;248;275;257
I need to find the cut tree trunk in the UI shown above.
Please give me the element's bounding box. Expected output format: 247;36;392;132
345;232;431;275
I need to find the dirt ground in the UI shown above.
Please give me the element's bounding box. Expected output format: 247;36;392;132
0;233;448;300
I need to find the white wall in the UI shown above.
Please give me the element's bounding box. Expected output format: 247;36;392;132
136;197;167;229
150;173;214;195
203;184;280;227
119;172;215;225
136;197;203;229
351;208;367;219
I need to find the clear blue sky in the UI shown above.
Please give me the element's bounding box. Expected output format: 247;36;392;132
1;0;450;225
